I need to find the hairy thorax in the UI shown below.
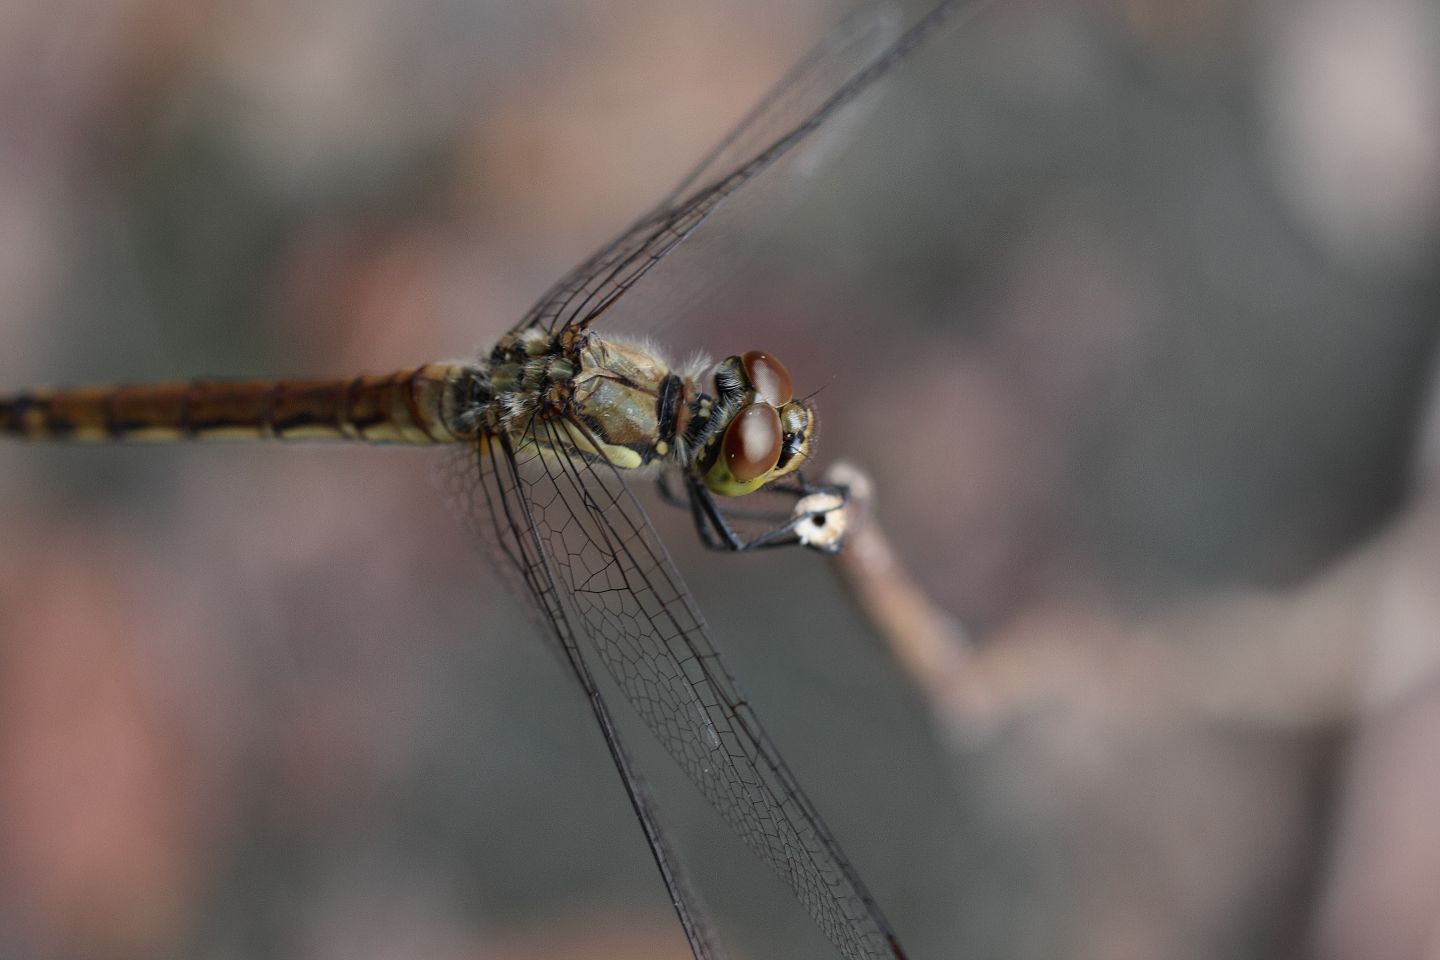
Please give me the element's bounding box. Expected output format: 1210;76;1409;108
481;328;711;472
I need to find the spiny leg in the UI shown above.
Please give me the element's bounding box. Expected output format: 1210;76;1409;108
656;472;849;553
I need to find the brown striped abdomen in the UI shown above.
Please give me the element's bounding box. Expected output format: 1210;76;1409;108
0;363;482;444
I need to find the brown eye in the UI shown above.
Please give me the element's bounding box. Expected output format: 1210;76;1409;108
723;403;783;483
741;351;794;406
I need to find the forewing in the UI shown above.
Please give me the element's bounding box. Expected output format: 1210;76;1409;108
508;0;969;341
657;2;900;209
517;417;902;960
590;3;903;348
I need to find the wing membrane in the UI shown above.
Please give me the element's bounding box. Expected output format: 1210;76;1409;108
508;0;976;340
657;2;900;210
506;417;902;960
448;434;728;960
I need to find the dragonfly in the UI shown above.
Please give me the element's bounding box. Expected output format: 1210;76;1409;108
1;1;981;956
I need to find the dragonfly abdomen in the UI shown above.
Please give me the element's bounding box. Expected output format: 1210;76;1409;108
0;363;483;444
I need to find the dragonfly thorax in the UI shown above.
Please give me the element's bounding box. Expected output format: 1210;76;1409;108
481;328;704;472
478;331;814;496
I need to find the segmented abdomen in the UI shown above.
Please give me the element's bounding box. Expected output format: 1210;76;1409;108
0;363;481;444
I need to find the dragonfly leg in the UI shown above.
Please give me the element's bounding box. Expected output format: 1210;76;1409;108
683;475;849;553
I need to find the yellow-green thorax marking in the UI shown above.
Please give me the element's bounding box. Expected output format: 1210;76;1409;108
482;328;816;496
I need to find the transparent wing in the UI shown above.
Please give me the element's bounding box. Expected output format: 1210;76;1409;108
508;0;975;341
446;436;728;960
590;3;900;348
473;416;904;960
656;2;900;211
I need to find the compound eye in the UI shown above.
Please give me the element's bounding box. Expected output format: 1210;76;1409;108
723;403;783;483
741;351;794;406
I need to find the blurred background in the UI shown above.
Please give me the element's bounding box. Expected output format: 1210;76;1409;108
1;0;1439;958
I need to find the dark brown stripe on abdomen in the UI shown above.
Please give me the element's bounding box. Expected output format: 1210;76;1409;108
0;363;481;444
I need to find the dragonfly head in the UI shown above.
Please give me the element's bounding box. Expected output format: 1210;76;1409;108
701;351;815;497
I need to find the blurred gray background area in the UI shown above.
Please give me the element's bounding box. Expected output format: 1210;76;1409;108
1;0;1438;958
